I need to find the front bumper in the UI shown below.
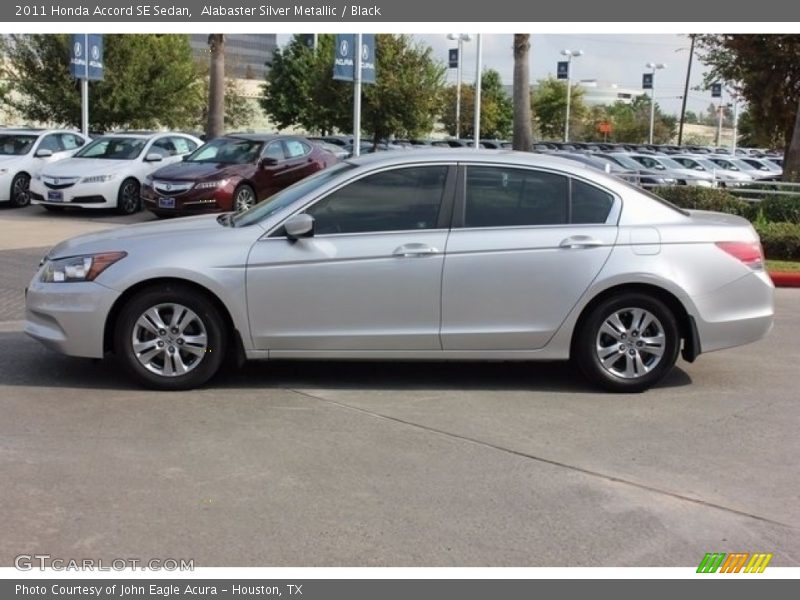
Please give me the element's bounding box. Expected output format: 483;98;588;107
0;170;14;202
29;178;117;208
141;182;234;214
25;278;120;358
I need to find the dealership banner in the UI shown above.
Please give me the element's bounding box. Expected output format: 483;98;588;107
3;579;798;600
4;0;800;21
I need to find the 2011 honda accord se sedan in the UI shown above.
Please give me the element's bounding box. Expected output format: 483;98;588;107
24;151;774;392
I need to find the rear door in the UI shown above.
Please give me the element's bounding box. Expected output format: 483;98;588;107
440;165;619;350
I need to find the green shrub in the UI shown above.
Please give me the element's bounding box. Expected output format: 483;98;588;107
756;195;800;225
651;186;752;217
754;222;800;261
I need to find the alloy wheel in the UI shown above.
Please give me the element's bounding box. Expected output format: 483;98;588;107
595;307;666;380
131;303;208;377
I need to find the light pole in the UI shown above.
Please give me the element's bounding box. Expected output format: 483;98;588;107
560;49;583;142
473;34;483;149
448;33;471;139
646;62;666;144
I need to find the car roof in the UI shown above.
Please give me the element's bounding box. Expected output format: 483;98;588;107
225;133;305;143
343;149;628;174
0;128;78;135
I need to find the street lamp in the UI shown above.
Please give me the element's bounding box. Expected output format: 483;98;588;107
560;49;583;142
646;62;666;144
448;33;472;139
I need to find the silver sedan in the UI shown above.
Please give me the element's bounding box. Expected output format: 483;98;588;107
25;151;774;392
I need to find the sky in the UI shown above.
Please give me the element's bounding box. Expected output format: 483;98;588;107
276;33;727;117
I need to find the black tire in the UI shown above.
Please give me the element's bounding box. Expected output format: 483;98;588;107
114;284;228;390
233;184;256;212
116;178;141;215
574;292;680;393
10;172;31;208
43;205;65;212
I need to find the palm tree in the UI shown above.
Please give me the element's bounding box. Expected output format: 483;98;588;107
512;34;533;151
206;34;225;140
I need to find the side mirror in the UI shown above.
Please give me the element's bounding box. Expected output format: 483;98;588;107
259;156;279;168
284;214;315;240
694;166;705;171
144;153;163;162
35;149;53;158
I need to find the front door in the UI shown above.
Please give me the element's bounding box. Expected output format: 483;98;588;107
246;164;455;351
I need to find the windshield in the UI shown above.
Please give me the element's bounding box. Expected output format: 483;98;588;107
696;158;723;171
609;154;643;170
655;157;686;170
75;137;146;160
186;138;263;164
0;134;37;156
232;163;354;227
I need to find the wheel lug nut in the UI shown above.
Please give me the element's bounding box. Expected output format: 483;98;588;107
177;338;184;345
168;346;175;353
629;349;636;356
171;328;178;334
637;341;643;347
621;333;627;339
157;341;164;348
158;329;166;335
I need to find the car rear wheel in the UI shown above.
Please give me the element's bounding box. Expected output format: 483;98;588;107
114;284;227;390
233;184;256;212
574;293;680;393
10;173;31;207
116;178;140;215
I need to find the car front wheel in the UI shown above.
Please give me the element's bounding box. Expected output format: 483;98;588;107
233;184;256;212
574;293;680;393
10;173;31;207
116;178;141;215
114;284;227;390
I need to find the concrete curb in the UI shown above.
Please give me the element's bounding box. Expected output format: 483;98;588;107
769;272;800;288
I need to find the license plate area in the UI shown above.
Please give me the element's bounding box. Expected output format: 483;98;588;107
158;197;176;209
47;191;64;202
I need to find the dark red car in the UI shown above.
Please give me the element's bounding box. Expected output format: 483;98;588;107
142;134;337;217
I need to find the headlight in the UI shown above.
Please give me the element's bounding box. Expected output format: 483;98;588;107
194;179;229;190
81;174;116;184
40;252;127;283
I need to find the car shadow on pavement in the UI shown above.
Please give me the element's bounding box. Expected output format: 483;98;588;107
0;332;693;393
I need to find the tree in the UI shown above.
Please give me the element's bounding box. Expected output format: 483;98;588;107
261;34;351;135
683;110;699;124
4;34;204;131
440;69;512;139
206;34;225;140
195;74;257;132
261;34;444;143
361;35;445;144
602;96;676;144
697;34;800;180
512;34;533;151
531;77;589;140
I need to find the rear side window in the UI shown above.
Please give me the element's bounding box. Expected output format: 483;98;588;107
464;167;568;227
571;179;614;224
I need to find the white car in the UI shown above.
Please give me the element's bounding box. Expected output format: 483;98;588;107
672;155;754;187
30;132;202;214
0;129;89;208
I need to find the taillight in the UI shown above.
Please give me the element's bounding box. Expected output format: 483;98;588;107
715;241;764;269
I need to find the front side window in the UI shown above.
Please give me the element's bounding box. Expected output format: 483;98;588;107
285;140;310;158
262;142;286;161
464;167;568;228
306;166;448;235
60;134;84;150
38;134;64;153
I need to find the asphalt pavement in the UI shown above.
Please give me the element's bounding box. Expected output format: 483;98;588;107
1;205;798;567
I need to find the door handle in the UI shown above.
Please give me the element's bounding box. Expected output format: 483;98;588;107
559;235;604;249
392;243;439;257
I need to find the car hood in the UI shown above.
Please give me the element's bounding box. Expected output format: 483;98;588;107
42;157;134;177
151;161;247;181
48;214;237;259
666;167;714;180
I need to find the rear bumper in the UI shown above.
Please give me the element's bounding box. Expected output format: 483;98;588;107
691;270;774;353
